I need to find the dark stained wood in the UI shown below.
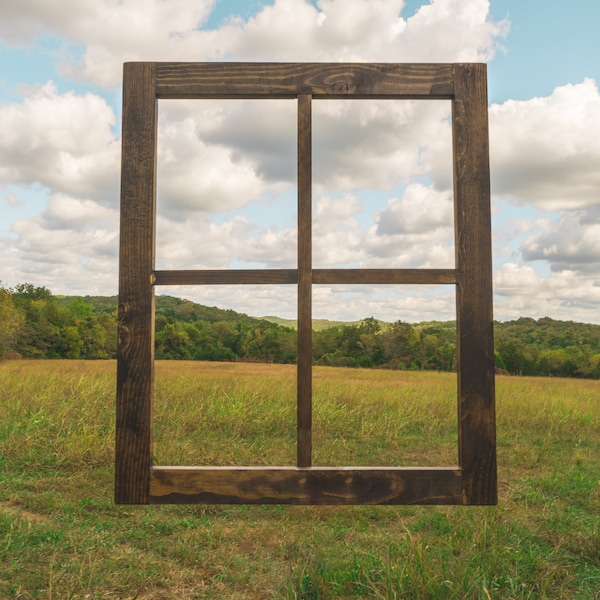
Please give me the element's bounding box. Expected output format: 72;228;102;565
117;61;496;506
313;269;457;285
154;62;455;99
116;63;157;504
153;269;297;285
452;64;497;505
153;268;457;286
297;94;312;468
149;467;462;505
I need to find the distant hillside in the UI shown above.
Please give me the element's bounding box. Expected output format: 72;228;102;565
82;294;269;326
4;283;600;378
261;316;367;331
82;297;364;330
73;295;118;314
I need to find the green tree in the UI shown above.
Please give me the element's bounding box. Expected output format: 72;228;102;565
381;320;413;367
156;322;191;359
495;339;537;376
62;325;84;359
0;285;24;357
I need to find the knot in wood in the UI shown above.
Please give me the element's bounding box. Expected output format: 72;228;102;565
332;81;349;94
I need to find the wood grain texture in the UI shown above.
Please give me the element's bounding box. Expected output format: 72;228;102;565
313;269;457;285
116;61;496;506
153;269;298;285
152;269;456;286
297;94;312;468
154;62;455;99
149;467;462;505
116;63;157;504
452;64;496;505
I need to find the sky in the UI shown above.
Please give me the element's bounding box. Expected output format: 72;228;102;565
1;0;600;323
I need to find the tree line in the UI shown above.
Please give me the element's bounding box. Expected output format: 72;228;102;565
3;283;600;378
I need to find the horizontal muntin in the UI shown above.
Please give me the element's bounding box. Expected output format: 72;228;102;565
152;268;457;286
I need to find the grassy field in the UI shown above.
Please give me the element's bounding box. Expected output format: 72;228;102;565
0;360;599;599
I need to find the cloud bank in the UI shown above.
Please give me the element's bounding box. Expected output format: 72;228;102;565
1;0;600;323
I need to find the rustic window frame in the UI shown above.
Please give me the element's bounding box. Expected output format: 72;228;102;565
116;62;496;505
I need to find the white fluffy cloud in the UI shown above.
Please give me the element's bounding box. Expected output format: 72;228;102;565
223;0;506;66
154;179;455;274
0;0;507;88
156;98;296;219
0;82;119;205
156;214;254;269
494;263;600;322
312;284;456;322
4;0;600;323
2;194;118;294
314;184;454;269
157;95;454;214
0;0;215;86
195;99;297;184
358;184;454;268
313;99;452;192
487;79;600;322
521;211;600;273
375;183;452;236
490;79;600;210
157;115;268;219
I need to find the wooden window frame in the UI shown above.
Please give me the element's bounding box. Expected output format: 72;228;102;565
116;62;496;505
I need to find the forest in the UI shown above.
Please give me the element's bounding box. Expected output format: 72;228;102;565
2;282;600;378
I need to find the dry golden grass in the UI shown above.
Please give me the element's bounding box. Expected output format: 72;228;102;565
0;360;599;599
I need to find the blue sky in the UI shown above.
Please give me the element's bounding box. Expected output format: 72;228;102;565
489;0;600;102
1;0;600;323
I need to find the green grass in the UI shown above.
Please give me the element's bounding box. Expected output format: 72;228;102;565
1;360;599;599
